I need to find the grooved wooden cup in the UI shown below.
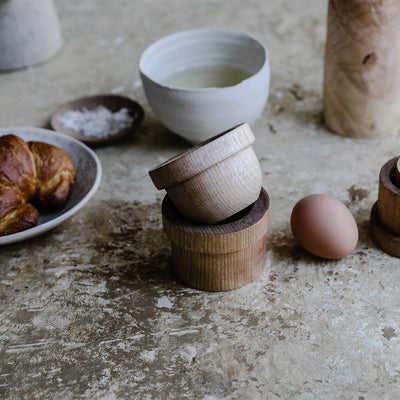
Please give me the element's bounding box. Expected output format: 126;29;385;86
149;123;262;224
370;156;400;257
162;187;271;291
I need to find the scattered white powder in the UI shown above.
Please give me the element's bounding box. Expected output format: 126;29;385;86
132;79;142;89
156;296;173;309
110;85;125;94
140;350;156;362
57;105;134;139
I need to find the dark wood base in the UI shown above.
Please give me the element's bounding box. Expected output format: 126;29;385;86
370;202;400;258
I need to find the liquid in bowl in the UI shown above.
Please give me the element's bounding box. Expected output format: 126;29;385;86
162;65;253;89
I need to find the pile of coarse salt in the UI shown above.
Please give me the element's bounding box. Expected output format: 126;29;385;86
57;105;134;138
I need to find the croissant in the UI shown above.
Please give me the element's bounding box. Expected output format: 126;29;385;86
0;134;76;236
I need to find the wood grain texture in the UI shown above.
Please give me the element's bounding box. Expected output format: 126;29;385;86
370;202;400;258
162;187;271;291
150;123;262;224
370;156;400;258
323;0;400;138
376;157;400;235
149;123;254;189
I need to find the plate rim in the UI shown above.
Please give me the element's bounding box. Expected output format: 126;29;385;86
0;126;102;245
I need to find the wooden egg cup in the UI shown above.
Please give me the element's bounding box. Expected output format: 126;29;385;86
162;188;271;291
370;156;400;257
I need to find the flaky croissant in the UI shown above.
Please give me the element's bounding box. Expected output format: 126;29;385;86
0;134;76;236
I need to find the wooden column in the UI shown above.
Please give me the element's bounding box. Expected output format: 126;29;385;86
324;0;400;138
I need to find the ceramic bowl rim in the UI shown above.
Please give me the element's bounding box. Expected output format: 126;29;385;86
139;28;269;93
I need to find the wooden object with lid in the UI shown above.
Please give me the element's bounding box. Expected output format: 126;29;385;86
162;188;271;291
370;156;400;257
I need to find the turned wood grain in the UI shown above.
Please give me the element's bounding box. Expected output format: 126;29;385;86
370;156;400;258
162;187;271;291
149;123;262;224
324;0;400;138
370;202;400;258
149;123;254;189
376;157;400;235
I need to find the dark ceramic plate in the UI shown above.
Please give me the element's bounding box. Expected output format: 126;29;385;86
50;94;144;145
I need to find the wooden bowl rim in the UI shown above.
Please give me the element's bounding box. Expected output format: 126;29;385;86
149;122;254;189
162;187;270;253
163;187;269;233
380;156;400;195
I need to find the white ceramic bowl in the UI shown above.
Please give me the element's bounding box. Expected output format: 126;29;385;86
139;29;270;143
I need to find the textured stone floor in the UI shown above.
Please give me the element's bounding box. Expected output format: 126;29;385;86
1;0;400;399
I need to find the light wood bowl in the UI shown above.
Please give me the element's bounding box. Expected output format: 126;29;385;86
370;156;400;257
149;123;262;224
162;187;271;291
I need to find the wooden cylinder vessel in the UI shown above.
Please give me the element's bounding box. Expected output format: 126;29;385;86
162;188;271;291
323;0;400;138
370;156;400;257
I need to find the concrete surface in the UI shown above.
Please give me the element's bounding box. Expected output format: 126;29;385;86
1;0;400;399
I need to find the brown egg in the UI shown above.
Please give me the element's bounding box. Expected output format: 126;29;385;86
290;194;358;259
